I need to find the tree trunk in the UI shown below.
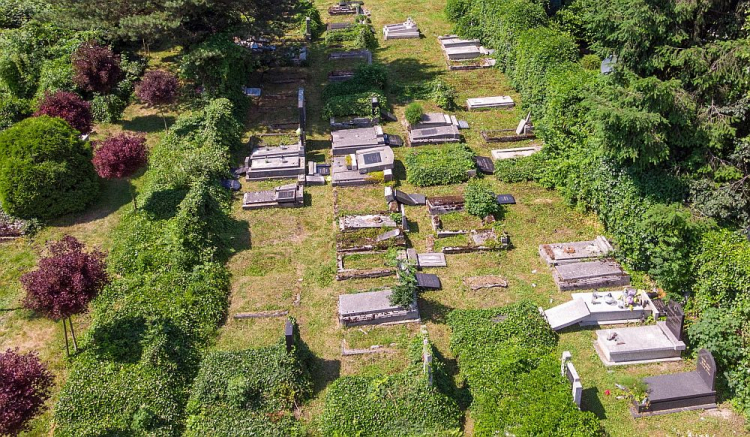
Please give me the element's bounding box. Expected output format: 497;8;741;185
68;316;79;353
161;109;168;131
62;319;70;357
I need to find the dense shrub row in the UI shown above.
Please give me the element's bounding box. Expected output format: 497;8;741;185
54;99;241;436
447;0;750;418
185;322;312;436
448;302;603;436
405;143;475;187
319;335;461;436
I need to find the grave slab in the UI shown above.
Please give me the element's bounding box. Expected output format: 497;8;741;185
544;299;590;331
417;252;447;268
491;146;542;160
553;259;630;291
339;214;398;231
475;156;495;174
394;189;418;206
540;236;613;265
338;289;420;326
495;194;516;204
415;273;442;289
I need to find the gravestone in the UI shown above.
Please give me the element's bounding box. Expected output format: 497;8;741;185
376;228;402;242
697;348;716;391
496;194;516;204
408;193;426;205
385;186;396;202
394;189;418;206
475;156;495;174
561;351;583;409
417;252;447;268
298;88;306;130
285;320;294;352
664;300;684;341
416;273;442;289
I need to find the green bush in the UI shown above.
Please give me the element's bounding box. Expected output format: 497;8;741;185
185;329;312;437
581;53;601;70
448;303;604;436
428;78;457;110
324;24;377;50
92;93;127;123
322;91;386;119
389;264;419;307
405;144;476;187
494;154;542;182
465;179;498;218
404;102;423;126
320;337;461;436
0;115;99;219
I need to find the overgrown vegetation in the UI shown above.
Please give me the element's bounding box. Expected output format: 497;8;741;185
185;320;312;436
404;102;423;126
448;302;604;436
465;179;499;218
54;99;241;435
319;335;461;436
405;144;476;186
322;63;388;119
447;0;750;419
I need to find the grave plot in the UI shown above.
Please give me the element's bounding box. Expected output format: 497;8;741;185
336;226;407;252
467;95;515;110
542;288;658;331
552;259;631;291
328;0;367;15
463;275;508;290
331;146;395;186
338;288;420;326
481;113;536;142
331;126;387;155
246;74;307;130
437;35;496;70
244;131;306;182
336;250;397;281
595;301;687;366
632;349;717;417
425;195;511;253
405;248;448;268
242;183;304;210
539;236;613;266
382;17;420;40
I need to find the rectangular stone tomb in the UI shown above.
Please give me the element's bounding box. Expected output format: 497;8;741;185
383;18;420;40
250;142;304;159
338;289;420;327
416;252;447;268
543;289;657;331
331;126;386;156
561;352;583;409
491;146;542;160
245;155;306;181
552;259;630;291
327;22;353;31
242;184;304;210
413;112;462;129
339;214;398;231
426;196;465;215
331;147;394;187
328;50;372;64
409;125;460;145
539;236;614;266
415;273;441;290
467;96;515;110
634;349;717;416
444;45;482;61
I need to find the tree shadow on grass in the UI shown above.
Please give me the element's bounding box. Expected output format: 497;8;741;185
49;178;132;227
122;115;175;133
293;323;341;397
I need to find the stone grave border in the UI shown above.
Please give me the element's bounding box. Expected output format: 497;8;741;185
424;196;510;253
335;251;397;281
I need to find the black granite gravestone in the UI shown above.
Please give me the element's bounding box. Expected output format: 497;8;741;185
664;301;684;340
284;319;294;352
496;194;516;205
416;273;442;290
474;156;495;174
697;348;716;391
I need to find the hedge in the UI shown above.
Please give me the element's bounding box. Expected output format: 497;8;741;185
54;99;241;436
405;144;475;187
322;91;386;119
319;336;461;436
448;302;604;436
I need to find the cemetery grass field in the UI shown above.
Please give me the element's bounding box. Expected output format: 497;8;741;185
0;2;746;436
213;0;748;435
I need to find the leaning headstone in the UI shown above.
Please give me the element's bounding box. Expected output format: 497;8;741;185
475;156;495;174
394;189;418;206
377;228;402;242
408;193;427;205
664;300;685;341
385;186;396;202
285;320;294;352
415;273;442;289
561;351;582;409
515;118;528;135
406;248;418;264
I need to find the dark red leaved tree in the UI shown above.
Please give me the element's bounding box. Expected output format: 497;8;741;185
72;41;123;93
21;236;108;356
34;91;93;135
135;70;178;130
92;132;148;210
0;349;53;436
